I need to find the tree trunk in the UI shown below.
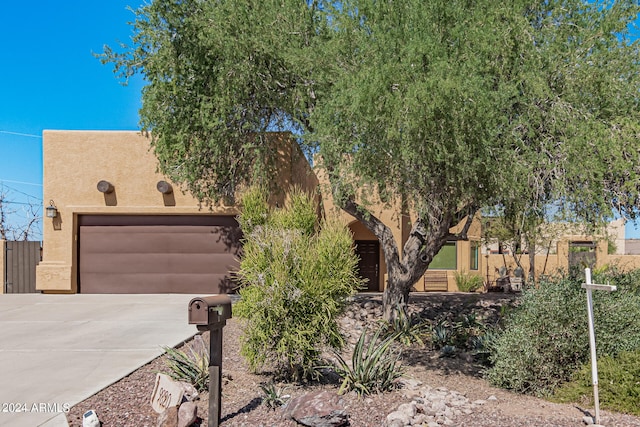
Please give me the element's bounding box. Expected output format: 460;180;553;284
382;278;410;321
528;240;536;285
334;190;475;322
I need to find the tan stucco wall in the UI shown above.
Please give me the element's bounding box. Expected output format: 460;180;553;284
38;130;314;293
483;237;638;285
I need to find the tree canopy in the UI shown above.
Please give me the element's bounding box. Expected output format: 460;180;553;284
103;0;640;317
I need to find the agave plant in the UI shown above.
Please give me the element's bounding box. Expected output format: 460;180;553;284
332;326;404;396
162;336;209;392
259;381;290;410
431;319;453;350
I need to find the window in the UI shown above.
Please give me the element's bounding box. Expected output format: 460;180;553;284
430;241;457;269
470;241;479;270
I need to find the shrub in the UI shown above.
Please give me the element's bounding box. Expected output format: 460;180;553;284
486;272;640;397
553;350;640;416
332;327;404;395
454;271;483;292
235;187;363;381
162;336;209;392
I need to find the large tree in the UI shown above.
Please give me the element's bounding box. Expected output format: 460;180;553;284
103;0;640;319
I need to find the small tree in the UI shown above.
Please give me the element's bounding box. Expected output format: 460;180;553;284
0;185;41;241
102;0;640;320
234;187;363;381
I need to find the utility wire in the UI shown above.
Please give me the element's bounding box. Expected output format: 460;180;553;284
0;130;41;139
0;200;42;207
0;183;42;200
0;179;43;187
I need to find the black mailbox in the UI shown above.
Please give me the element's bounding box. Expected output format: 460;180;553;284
188;295;232;326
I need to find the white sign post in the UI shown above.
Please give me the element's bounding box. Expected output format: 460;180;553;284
582;268;616;426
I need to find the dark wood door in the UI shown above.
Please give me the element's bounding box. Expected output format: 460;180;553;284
355;240;380;292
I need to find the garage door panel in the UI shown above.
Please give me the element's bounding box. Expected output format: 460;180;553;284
80;253;239;274
79;215;242;293
80;227;241;255
80;273;238;294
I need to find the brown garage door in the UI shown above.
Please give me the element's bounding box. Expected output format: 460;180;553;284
78;215;242;294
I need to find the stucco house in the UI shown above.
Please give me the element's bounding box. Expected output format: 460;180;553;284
36;130;483;294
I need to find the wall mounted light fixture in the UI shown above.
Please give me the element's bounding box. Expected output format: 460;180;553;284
45;200;58;218
156;180;173;194
97;180;114;194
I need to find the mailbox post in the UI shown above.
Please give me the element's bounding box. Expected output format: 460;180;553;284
188;295;232;427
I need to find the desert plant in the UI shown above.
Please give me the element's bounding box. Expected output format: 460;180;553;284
470;328;499;365
486;272;640;397
235;188;363;381
431;319;453;350
162;336;209;392
259;381;290;410
382;308;430;346
454;271;484;292
332;327;404;396
439;345;457;358
553;350;640;416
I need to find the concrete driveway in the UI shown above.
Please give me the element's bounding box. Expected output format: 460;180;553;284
0;294;202;427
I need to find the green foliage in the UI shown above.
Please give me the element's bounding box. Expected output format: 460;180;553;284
162;337;209;392
430;313;486;353
237;186;270;235
104;0;640;316
235;189;363;381
454;272;483;293
553;351;640;416
431;319;454;350
259;382;290;411
486;272;640;397
332;327;404;396
381;309;430;347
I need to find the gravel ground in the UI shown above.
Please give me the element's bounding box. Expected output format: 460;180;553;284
66;293;640;427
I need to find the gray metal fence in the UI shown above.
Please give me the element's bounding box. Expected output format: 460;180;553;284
4;241;42;293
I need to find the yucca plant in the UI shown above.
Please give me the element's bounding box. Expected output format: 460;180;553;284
259;382;290;410
332;326;404;396
162;336;209;392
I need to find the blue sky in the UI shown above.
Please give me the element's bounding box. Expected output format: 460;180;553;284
0;1;144;240
0;1;639;241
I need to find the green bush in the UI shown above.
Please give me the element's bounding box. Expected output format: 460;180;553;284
332;326;404;395
235;187;363;381
454;271;484;292
553;350;640;416
486;272;640;397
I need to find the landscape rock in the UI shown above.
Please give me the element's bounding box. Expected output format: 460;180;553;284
283;390;349;427
178;382;199;403
157;405;179;427
385;379;498;426
177;402;198;427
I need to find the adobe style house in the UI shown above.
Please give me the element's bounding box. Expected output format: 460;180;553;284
36;131;317;294
36;130;483;294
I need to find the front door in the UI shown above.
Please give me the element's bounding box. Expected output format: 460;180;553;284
355;240;380;292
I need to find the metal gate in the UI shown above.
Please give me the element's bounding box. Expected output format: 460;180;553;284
4;241;42;293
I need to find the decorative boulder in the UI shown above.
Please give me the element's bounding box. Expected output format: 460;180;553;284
283;390;349;427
